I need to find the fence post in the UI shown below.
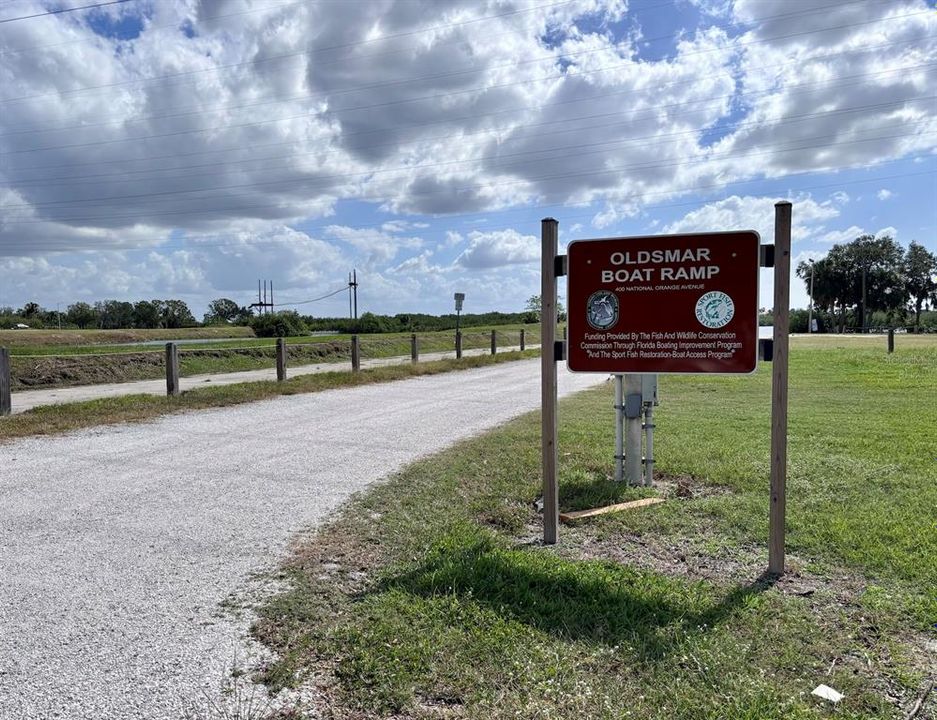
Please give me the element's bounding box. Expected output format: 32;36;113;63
887;327;895;353
520;329;526;351
0;348;11;416
411;333;419;363
491;330;497;355
768;201;792;576
165;343;180;397
351;335;360;372
276;337;287;381
456;331;462;359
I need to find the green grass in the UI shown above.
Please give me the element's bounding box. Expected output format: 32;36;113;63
0;326;254;348
0;350;538;443
7;324;542;390
252;336;937;719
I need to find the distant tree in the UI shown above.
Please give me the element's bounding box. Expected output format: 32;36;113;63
524;294;565;322
250;311;307;338
94;300;135;329
904;241;937;332
797;235;905;332
203;298;245;325
20;302;41;318
66;302;97;329
132;300;161;329
157;299;197;329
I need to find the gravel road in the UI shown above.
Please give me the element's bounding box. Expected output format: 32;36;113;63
9;345;531;414
0;360;604;719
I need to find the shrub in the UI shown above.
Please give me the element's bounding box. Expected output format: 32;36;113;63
250;311;308;338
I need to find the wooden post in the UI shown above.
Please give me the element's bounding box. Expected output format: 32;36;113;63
541;218;560;545
351;335;360;372
490;330;497;355
411;333;419;363
614;375;623;482
520;329;526;351
769;201;792;576
0;348;11;416
887;327;895;353
165;343;180;397
455;331;462;359
276;337;287;381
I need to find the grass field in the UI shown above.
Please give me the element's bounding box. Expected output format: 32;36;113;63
5;324;541;390
252;335;937;719
0;326;255;348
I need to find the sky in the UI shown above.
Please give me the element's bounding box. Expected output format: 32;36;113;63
0;0;934;319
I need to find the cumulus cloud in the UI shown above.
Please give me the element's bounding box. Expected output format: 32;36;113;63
877;189;894;200
455;229;538;269
1;0;933;312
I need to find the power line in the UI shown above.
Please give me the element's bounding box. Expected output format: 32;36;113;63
4;139;932;228
1;3;925;111
7;36;926;180
4;163;933;256
0;0;579;104
273;286;348;307
2;9;929;159
0;0;134;24
5;91;932;210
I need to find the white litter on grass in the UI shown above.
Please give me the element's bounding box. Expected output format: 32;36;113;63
812;684;844;703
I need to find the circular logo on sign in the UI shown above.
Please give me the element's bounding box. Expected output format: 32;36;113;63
586;290;619;330
695;291;735;328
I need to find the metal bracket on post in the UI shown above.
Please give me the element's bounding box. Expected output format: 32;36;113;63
760;244;775;268
553;340;566;362
554;255;568;277
759;338;774;362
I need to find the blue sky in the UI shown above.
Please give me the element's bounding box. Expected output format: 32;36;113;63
0;0;934;319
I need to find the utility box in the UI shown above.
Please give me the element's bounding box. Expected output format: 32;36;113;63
641;374;659;406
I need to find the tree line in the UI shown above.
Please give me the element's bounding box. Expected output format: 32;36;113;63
0;299;200;330
796;236;936;333
0;297;537;335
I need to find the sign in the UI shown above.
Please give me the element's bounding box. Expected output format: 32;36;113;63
567;231;760;374
454;292;465;312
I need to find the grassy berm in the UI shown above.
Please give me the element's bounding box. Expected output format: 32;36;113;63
252;335;936;720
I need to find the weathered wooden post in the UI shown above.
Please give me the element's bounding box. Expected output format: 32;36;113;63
0;348;11;416
519;329;526;351
276;337;287;381
769;201;792;576
351;335;360;372
455;331;462;359
411;333;419;363
887;327;895;354
541;218;560;544
165;343;180;397
490;330;497;355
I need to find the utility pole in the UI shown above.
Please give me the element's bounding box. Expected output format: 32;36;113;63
348;269;359;320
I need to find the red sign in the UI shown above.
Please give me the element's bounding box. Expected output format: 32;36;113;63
566;231;760;374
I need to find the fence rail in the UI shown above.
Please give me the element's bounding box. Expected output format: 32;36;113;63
0;328;544;414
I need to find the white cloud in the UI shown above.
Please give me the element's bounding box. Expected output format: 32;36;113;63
455;229;539;269
663;194;840;244
877;189;894;200
1;0;933;313
818;225;865;244
324;225;423;267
